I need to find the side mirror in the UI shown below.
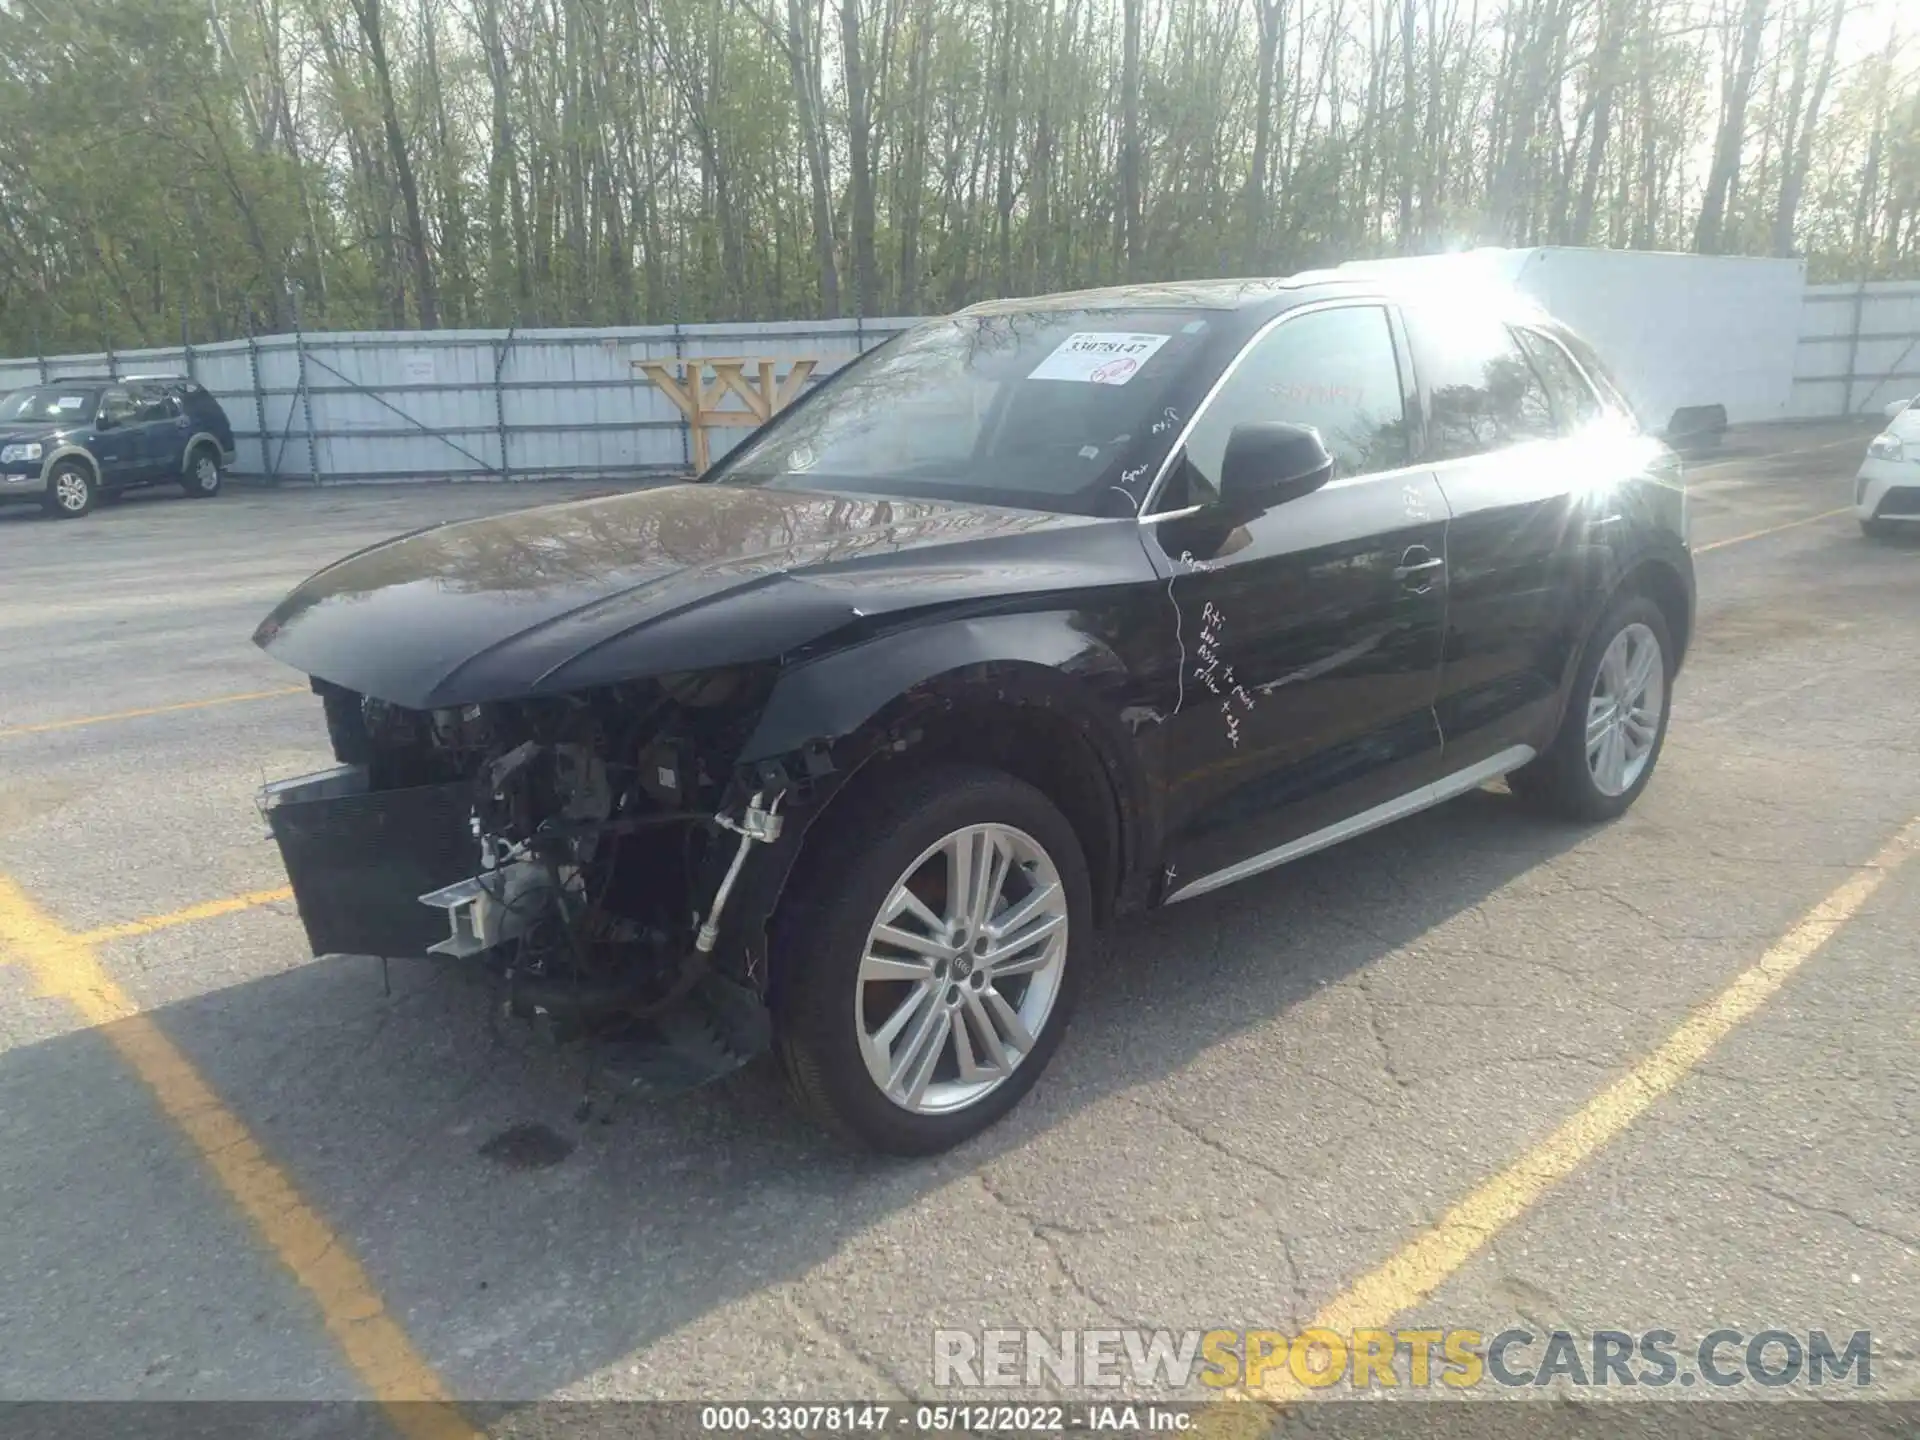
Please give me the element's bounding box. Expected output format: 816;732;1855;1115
1885;396;1915;420
94;411;116;431
1217;422;1336;515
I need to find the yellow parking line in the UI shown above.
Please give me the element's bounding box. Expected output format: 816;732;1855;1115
75;887;295;945
1685;436;1865;471
1695;506;1852;553
1203;812;1918;1429
0;874;475;1440
0;686;307;739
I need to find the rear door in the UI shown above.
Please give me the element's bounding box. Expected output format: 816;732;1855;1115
1141;302;1452;896
91;387;142;485
128;385;187;479
1399;303;1592;771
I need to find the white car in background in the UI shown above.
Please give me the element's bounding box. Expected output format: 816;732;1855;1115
1858;395;1920;538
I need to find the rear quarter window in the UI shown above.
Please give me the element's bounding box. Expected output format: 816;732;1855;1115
1548;330;1641;428
1514;329;1603;433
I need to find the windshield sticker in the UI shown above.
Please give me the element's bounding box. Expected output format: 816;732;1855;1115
54;396;84;410
1028;332;1171;386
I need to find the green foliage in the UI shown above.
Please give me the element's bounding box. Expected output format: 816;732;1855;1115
0;0;1914;353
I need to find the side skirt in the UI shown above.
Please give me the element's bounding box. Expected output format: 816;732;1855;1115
1162;744;1537;905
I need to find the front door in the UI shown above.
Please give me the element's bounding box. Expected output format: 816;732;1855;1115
1140;302;1451;897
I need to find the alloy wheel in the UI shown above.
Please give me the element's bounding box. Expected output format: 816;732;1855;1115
54;471;90;513
1587;621;1665;797
854;822;1069;1115
195;454;220;492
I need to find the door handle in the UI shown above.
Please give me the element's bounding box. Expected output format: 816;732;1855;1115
1393;557;1445;580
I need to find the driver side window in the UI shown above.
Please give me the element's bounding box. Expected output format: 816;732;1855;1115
1167;305;1410;508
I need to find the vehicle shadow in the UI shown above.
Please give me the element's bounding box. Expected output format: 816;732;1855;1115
0;788;1592;1401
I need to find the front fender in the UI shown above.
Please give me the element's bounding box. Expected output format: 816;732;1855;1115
740;609;1132;763
722;610;1161;988
38;444;99;488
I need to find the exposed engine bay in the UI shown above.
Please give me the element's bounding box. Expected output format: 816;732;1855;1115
258;668;841;1089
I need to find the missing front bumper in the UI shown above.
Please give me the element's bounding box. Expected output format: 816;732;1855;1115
257;765;778;1093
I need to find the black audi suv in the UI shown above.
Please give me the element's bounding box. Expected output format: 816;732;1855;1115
251;272;1693;1154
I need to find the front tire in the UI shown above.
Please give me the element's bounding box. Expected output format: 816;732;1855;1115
1510;593;1674;822
774;763;1091;1155
183;446;223;498
43;459;96;519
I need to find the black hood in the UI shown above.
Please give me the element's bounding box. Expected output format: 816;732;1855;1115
0;425;68;444
253;482;1143;709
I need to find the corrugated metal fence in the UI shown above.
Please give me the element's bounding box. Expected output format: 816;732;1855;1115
6;281;1917;483
1790;281;1920;419
0;318;917;484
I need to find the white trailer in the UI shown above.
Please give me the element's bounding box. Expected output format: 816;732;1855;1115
1339;247;1808;436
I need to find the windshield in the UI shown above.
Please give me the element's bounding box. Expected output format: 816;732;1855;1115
0;386;101;424
713;309;1219;515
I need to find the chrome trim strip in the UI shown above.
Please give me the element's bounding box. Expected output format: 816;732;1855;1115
1162;743;1536;905
1136;294;1394;521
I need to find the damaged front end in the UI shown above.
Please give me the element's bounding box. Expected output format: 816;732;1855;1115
258;668;834;1091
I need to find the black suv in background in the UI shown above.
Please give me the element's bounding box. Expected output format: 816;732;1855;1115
0;375;237;518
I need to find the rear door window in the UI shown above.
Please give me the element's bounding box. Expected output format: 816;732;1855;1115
1404;307;1558;461
132;388;178;424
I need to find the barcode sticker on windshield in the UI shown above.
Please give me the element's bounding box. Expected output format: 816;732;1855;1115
1028;332;1170;386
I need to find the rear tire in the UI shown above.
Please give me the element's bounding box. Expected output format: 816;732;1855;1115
773;763;1091;1155
182;446;223;498
42;459;96;519
1509;593;1674;823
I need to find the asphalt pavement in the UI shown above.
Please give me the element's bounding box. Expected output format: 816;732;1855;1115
0;424;1913;1425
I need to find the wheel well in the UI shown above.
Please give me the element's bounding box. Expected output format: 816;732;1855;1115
186;438;219;466
1617;558;1691;668
49;451;99;485
804;700;1126;928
